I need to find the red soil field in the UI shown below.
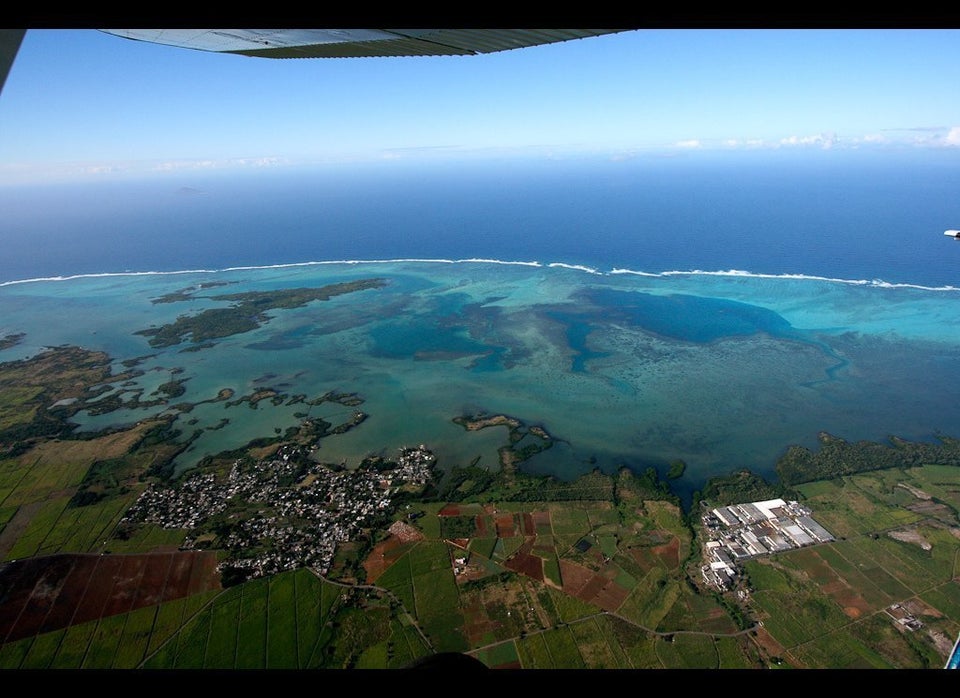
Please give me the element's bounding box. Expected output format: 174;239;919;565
531;510;551;535
495;515;516;538
475;515;490;537
752;624;797;667
0;551;221;645
591;580;630;612
462;608;502;646
493;660;522;669
575;573;608;603
821;580;871;618
363;537;406;583
627;547;658;575
504;552;543;581
652;537;680;570
503;537;543;581
558;557;632;612
363;521;425;582
558;559;594;597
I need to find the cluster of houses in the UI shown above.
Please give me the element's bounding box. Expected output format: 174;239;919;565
700;498;835;591
120;443;435;580
885;603;924;632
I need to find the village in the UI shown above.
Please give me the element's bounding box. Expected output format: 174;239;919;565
119;442;435;581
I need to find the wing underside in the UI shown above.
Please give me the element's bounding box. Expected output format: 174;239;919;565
97;29;626;58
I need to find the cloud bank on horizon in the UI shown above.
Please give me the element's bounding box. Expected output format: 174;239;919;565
0;28;958;184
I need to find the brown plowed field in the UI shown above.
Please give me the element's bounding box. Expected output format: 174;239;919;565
591;580;630;612
494;660;522;669
752;624;799;667
821;580;871;618
652;537;680;570
363;536;409;583
531;510;551;534
558;559;594;596
503;537;543;581
0;551;221;644
475;515;490;537
555;558;630;612
575;573;608;603
504;553;543;581
628;536;680;573
495;515;516;538
462;598;502;645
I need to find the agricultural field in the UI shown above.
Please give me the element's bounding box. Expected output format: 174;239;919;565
742;466;960;669
371;496;754;668
3;460;959;668
0;484;751;669
1;340;959;670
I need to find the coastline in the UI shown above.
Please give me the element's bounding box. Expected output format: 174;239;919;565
2;339;960;669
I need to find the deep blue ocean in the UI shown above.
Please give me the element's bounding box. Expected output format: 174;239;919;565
1;149;958;288
1;148;959;505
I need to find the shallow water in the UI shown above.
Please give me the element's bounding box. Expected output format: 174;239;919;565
2;259;958;504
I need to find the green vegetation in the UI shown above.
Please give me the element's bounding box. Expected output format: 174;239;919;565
2;342;960;670
140;570;429;669
154;378;187;399
0;345;141;449
4;453;959;668
569;616;621;668
135;279;387;348
667;459;686;479
695;468;791;508
440;515;477;539
776;431;960;486
656;632;718;669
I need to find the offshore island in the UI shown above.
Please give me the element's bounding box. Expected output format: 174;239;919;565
1;297;960;670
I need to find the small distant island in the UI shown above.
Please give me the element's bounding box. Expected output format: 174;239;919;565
0;333;25;351
136;278;387;348
453;413;521;432
150;281;233;304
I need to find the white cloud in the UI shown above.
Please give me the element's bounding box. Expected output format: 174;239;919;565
151;157;289;172
779;132;838;149
83;165;122;174
675;139;701;149
154;160;214;171
945;126;960;146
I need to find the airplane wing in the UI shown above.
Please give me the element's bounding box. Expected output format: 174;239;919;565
0;29;626;100
97;29;627;59
0;29;25;96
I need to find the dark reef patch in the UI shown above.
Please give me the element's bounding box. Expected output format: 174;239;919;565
581;287;795;344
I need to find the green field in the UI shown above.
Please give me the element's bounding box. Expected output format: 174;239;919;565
2;346;960;671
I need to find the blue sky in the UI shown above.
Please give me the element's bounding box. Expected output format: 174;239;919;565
1;28;959;184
